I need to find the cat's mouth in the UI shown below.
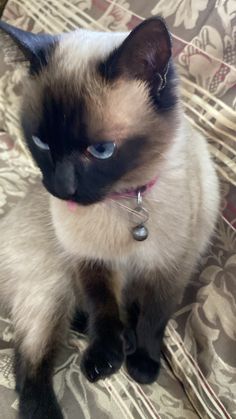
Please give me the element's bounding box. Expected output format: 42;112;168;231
66;176;158;212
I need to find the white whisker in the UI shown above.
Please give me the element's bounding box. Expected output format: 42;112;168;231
109;199;144;220
146;198;160;203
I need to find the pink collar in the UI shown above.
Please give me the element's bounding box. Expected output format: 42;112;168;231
108;176;158;200
67;176;158;211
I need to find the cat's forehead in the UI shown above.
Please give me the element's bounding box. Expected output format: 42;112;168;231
56;29;128;71
83;78;155;141
27;33;157;142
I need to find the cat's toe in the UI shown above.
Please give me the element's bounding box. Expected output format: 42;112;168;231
81;337;124;382
81;355;113;382
126;348;160;384
81;356;101;382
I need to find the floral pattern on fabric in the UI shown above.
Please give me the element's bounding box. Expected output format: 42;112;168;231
151;0;209;30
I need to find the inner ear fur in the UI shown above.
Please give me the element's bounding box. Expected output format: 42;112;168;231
102;17;172;88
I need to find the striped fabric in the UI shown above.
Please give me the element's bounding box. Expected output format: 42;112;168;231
0;1;235;418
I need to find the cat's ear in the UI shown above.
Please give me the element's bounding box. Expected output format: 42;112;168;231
103;17;172;89
0;20;58;74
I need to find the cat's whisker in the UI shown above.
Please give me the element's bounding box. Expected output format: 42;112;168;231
110;195;160;204
109;199;138;214
111;195;136;200
145;198;160;203
109;199;144;220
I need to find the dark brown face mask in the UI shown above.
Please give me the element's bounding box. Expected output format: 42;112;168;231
0;17;177;206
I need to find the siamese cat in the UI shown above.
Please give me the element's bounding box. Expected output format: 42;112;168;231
0;17;219;419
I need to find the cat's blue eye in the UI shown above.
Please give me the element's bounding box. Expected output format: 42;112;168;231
87;142;116;159
32;135;50;151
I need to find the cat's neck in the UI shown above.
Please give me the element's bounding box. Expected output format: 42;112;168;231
107;176;158;201
65;175;158;212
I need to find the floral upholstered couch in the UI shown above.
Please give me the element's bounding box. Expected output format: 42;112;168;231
0;1;235;418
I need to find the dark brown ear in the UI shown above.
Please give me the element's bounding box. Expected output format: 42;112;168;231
0;20;58;74
102;17;172;88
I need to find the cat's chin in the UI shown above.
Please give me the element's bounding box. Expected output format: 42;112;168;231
63;196;104;208
43;182;105;207
67;200;78;212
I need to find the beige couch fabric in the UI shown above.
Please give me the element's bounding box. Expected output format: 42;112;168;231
0;0;7;16
0;1;235;418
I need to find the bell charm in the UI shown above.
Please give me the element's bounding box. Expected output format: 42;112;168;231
131;190;149;241
132;224;149;241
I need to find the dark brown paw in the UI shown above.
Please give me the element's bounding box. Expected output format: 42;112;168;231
81;335;124;382
19;387;63;419
126;348;160;384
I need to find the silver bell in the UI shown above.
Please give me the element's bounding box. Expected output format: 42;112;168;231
132;224;149;241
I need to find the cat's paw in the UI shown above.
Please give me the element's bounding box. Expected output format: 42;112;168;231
81;335;124;382
126;348;160;384
19;387;63;419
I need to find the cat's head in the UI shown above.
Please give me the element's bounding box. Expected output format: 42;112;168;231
0;18;179;205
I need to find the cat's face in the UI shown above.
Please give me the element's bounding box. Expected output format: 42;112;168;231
0;18;179;205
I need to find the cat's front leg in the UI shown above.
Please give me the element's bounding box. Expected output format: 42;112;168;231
79;261;125;382
124;273;184;384
12;274;74;419
15;348;63;419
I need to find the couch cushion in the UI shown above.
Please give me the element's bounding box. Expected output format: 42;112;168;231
0;1;236;418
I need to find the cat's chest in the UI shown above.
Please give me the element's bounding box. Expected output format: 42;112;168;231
51;198;140;260
50;195;184;270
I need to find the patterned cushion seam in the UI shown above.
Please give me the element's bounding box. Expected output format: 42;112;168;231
183;115;236;186
114;372;162;419
182;101;236;151
180;78;236;119
163;322;233;419
181;93;236;136
163;339;219;419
